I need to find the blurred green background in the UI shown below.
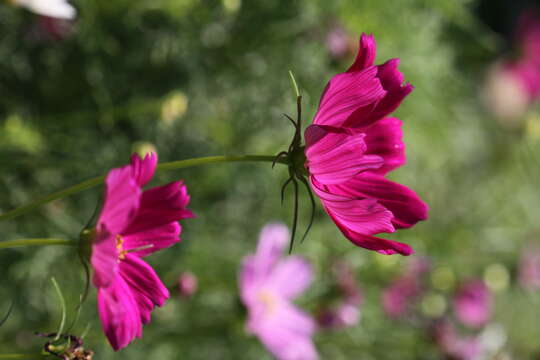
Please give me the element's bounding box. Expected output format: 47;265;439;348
1;0;540;358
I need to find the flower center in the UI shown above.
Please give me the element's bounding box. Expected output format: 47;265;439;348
257;289;278;315
116;234;127;260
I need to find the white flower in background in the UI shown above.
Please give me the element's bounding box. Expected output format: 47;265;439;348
12;0;76;20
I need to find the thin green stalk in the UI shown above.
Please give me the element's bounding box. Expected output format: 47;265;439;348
0;154;286;222
0;238;74;250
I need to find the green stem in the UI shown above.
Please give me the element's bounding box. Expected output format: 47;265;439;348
0;154;286;222
0;238;74;250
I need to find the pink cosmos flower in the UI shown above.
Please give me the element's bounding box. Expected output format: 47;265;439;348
239;223;318;360
304;33;428;255
382;257;430;318
90;153;193;351
453;280;492;329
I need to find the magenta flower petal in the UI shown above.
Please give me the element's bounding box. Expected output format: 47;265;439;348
363;117;405;174
130;152;158;187
313;33;412;129
97;165;141;235
313;66;386;127
97;277;142;351
347;33;376;72
338;228;413;256
120;254;169;307
91;226;118;288
125;181;193;234
123;222;181;257
343;62;413;129
310;177;395;235
328;173;429;229
305;125;383;184
90;152;193;350
92;165;140;288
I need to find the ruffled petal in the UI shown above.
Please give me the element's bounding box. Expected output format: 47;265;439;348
333;225;413;256
311;177;395;235
123;222;181;257
265;257;313;300
363;117;405;174
313;66;386;127
347;33;376;72
124;181;194;235
120;254;169;310
343;59;413;128
310;176;414;256
329;173;428;229
97;165;141;235
305;125;383;184
97;276;142;351
130;152;158;187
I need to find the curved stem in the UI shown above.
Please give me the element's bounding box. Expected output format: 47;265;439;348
0;154;287;222
0;238;74;250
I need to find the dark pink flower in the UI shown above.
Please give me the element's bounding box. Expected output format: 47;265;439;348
90;153;193;351
239;224;318;360
500;10;540;102
305;33;428;255
453;280;492;329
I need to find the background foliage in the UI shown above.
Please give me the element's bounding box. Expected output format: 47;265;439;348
1;0;540;358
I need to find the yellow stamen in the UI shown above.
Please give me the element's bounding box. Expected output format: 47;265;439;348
116;234;127;260
257;290;277;315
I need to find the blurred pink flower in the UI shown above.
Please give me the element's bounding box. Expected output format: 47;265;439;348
91;153;194;350
326;25;352;59
511;10;540;100
453;280;492;329
382;277;421;319
305;33;428;256
239;224;318;360
178;272;198;298
317;262;362;329
519;249;540;291
433;320;482;360
486;10;540;118
382;257;430;318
